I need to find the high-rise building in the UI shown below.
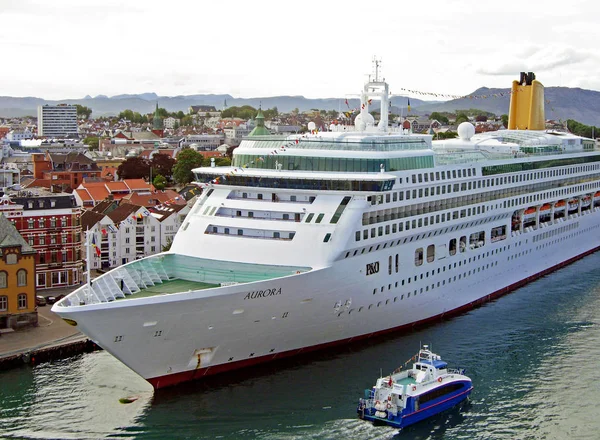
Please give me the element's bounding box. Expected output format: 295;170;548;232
37;104;79;138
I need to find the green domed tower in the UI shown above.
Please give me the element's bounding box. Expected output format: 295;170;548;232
248;107;271;136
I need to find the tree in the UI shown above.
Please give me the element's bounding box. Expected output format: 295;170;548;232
501;114;509;127
153;174;167;190
162;236;173;252
213;157;231;167
455;112;469;125
117;156;150;180
429;112;449;125
173;149;204;185
76;104;92;119
150;153;176;181
263;107;278;119
83;136;99;150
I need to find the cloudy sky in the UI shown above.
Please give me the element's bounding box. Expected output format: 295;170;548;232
2;0;599;101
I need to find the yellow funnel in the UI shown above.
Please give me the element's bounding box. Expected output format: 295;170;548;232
508;72;545;130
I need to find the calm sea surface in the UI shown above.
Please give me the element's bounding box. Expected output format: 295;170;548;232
2;253;600;440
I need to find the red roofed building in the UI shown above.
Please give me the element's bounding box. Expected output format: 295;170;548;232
32;152;101;191
120;189;185;208
73;179;155;208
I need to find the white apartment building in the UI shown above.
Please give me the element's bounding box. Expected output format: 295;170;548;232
37;104;79;138
181;134;224;151
164;117;180;129
82;202;190;270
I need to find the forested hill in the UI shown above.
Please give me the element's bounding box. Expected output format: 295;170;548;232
1;86;599;126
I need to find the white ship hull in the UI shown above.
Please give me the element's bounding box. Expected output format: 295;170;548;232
53;69;600;389
54;207;600;388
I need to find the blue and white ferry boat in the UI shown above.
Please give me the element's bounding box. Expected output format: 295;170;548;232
357;346;472;430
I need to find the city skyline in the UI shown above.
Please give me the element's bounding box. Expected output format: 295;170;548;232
2;0;599;101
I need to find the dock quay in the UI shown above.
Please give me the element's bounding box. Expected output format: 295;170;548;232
0;299;101;371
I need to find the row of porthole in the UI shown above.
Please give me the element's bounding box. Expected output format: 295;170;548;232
342;260;501;316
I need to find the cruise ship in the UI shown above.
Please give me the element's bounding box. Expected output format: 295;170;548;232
53;69;600;389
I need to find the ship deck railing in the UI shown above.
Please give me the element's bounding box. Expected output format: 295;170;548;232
55;253;310;307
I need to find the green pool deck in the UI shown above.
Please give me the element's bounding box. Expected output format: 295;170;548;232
118;279;220;299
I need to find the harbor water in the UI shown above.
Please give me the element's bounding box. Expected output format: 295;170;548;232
2;253;600;439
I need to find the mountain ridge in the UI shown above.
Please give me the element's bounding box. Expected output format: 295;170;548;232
2;86;599;126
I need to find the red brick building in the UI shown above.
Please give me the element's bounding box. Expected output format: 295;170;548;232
2;190;83;290
32;152;101;191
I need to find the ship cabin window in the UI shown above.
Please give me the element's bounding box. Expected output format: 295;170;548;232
237;229;243;236
449;238;457;256
427;245;435;263
393;192;397;202
242;192;248;198
273;232;280;239
289;232;295;239
386;194;390;203
316;214;324;223
412;175;417;184
436;172;440;180
323;233;331;243
355;231;361;241
290;195;296;202
236;210;242;217
309;196;315;203
371;228;376;238
305;213;314;223
423;173;428;182
257;194;263;200
453;170;457;179
363;230;368;240
459;236;467;252
212;226;217;233
248;212;254;218
283;214;289;220
415;248;424;266
224;228;230;235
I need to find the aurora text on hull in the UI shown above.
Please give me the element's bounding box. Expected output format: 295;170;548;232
53;68;600;389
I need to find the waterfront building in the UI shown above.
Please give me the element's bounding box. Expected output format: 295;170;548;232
0;212;37;330
37;104;78;138
8;190;82;290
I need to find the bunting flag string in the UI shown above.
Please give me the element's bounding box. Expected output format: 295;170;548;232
398;86;527;100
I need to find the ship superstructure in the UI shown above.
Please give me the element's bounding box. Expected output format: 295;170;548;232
53;70;600;389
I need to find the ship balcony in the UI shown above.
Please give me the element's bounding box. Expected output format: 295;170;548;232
54;253;311;307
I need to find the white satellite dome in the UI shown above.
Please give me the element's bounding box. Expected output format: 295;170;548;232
457;122;475;140
354;112;375;131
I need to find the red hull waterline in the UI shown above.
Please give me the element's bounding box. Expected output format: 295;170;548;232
147;245;600;389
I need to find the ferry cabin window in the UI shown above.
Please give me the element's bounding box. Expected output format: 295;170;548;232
305;213;314;223
323;233;331;243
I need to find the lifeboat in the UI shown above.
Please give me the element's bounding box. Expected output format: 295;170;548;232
581;196;592;207
540;204;551;212
568;199;579;211
523;207;536;220
594;191;600;200
555;200;566;208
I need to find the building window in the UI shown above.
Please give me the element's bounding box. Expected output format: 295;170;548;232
50;218;56;228
61;217;67;227
62;234;68;244
39;218;45;228
37;273;46;288
0;271;6;288
28;219;34;229
17;269;27;286
6;254;17;265
50;235;57;244
40;236;45;245
0;295;7;311
18;293;27;309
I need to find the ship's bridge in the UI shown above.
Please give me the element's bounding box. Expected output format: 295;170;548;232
229;133;435;173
